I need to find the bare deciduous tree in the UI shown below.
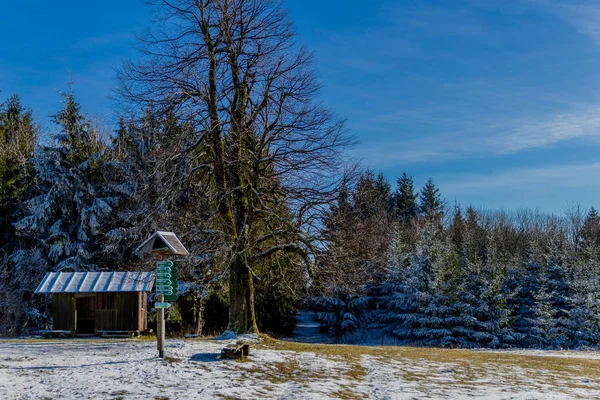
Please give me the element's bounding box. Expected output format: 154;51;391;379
117;0;354;332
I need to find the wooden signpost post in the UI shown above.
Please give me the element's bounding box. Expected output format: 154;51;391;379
136;231;189;359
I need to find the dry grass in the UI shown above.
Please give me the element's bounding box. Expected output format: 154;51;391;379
259;334;600;376
257;335;600;396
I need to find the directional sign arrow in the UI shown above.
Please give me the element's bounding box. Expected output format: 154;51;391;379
156;279;171;285
156;273;170;280
157;260;174;268
155;302;170;309
157;267;171;274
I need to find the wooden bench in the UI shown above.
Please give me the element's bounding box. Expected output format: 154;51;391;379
97;330;140;338
39;330;72;339
221;341;250;360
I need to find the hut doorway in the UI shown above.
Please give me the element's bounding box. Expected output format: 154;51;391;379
76;295;96;334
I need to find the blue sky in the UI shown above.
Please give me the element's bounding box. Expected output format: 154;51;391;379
1;0;600;213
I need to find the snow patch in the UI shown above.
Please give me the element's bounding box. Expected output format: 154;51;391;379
214;330;259;342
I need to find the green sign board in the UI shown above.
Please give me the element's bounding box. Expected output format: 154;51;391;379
155;260;178;301
156;302;170;309
157;260;174;268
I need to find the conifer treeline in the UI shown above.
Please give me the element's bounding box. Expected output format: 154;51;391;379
314;171;600;349
2;91;600;348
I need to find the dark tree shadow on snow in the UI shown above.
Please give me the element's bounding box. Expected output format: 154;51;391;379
189;353;222;363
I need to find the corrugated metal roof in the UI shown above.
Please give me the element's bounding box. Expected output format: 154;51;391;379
35;271;155;294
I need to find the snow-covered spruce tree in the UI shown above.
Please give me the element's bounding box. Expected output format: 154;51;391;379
544;249;572;347
415;249;468;347
563;259;600;348
506;255;559;349
313;288;373;337
459;257;510;348
392;230;507;348
447;208;510;348
14;90;113;279
384;207;505;348
384;223;441;344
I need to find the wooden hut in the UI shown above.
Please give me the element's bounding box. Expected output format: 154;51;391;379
35;271;154;337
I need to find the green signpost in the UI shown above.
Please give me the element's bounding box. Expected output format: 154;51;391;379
156;260;174;295
137;231;189;359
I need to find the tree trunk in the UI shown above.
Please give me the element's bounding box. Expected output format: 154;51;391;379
228;257;258;333
194;293;205;336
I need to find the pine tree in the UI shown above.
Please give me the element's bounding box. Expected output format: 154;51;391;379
545;250;570;347
507;256;558;348
417;250;466;347
314;288;372;337
418;178;445;220
564;261;600;348
448;205;465;252
317;171;392;294
385;226;440;343
0;94;37;335
393;172;418;223
14;90;113;272
463;207;485;261
580;207;600;258
461;258;510;348
0;95;37;250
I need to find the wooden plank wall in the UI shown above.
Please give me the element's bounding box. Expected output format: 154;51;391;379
52;294;75;333
95;293;141;331
141;292;148;331
54;292;148;333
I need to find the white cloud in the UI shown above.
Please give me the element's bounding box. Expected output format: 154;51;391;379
488;104;600;153
443;162;600;191
438;162;600;211
534;0;600;45
559;2;600;44
352;101;600;166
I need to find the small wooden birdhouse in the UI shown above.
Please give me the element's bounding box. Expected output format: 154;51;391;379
136;231;189;256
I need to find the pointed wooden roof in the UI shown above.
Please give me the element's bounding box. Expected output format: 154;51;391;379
136;231;189;256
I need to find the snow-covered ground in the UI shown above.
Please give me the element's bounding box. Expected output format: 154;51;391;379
1;337;600;399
